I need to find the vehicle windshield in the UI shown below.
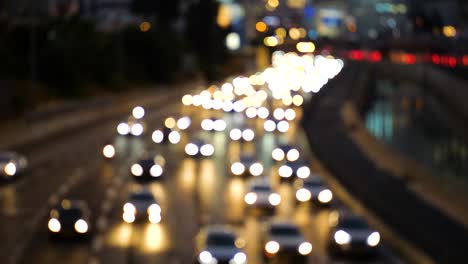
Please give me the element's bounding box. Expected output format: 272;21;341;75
270;225;300;236
58;208;83;221
131;193;154;201
207;233;235;247
252;185;270;192
340;218;369;230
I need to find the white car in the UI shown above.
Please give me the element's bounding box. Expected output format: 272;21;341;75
328;211;380;256
230;156;264;177
295;176;333;206
185;139;215;158
0;151;28;180
244;179;281;213
122;190;161;224
263;221;313;261
195;226;247;264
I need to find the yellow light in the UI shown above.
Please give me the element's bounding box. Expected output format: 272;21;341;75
296;42;315;53
275;27;287;38
256;21;268;32
443;26;457;38
217;4;232;28
264;36;279;47
164;117;176;129
139;22;151;32
299;28;307;38
267;0;280;8
289;28;301;40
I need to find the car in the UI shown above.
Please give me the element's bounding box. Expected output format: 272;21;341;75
263;119;290;133
278;160;311;181
195;226;247;264
229;127;255;142
122;190;161;224
244;179;281;214
0;151;27;180
262;221;313;262
152;127;181;144
271;144;300;162
230;156;264;177
201;117;227;132
116;116;146;136
184;139;215;158
328;211;381;256
130;153;166;181
295;176;333;206
47;199;91;238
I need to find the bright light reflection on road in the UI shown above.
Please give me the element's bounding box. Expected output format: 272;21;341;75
142;223;169;253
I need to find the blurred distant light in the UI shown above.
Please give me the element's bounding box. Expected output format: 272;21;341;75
275;27;287;38
132;106;145;119
165;117;176;129
139;21;151;32
182;94;193;106
289;28;301;40
217;4;233;28
443;26;457;38
264;36;279;47
256;21;268;32
226;32;241;51
296;42;316;53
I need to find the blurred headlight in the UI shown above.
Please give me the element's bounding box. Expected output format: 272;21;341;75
334;230;351;245
244;192;257;205
192;95;202;106
287;149;300;162
233;101;246;112
257;107;269;119
150;165;163;177
149;213;161;224
4;162;17;176
232;252;247;264
264;120;276;132
200;144;215;157
298;242;313;255
278;165;293;178
132;106;145;119
177;116;191;130
293;95;304;106
185;143;199;156
48;218;61;233
182;94;193;106
318;189;333;204
223;101;234;112
201;119;214;131
123;212;135;223
245;107;257;119
284;109;296;121
296;188;312;202
168;131;181;144
117;123;129;135
202;100;213;110
74;219;88;234
199;251;214;264
249;163;263;176
165;117;176;129
242;129;255;141
102;145;116;159
268;193;281;206
123;203;136;214
272;148;285;161
296;166;310;179
273;108;285;120
231;162;245;176
230;129;242;141
130;123;144;136
213;120;227;132
265;241;280;254
131;164;144;177
152;130;164;143
148;204;161;215
277;121;290;133
367;232;380;247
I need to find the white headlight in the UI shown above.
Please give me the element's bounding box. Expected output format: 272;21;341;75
264;120;276;132
249;163;263;176
298;242;312;255
192;95;202;106
168;131;181;144
277;121;290;133
74;219;89;234
152;130;164;143
244;192;257;205
293;95;304;106
200;144;215;156
48;218;61;233
257;107;269;119
242;129;255;141
233;252;247;264
201;119;214;131
334;230;351;245
212;99;223;110
199;251;214;264
213;120;226;131
185;143;199;156
4;162;17;176
268;193;281;206
202;100;213;110
285;109;296;121
123;203;136;214
318;189;333;204
177;116;191;130
148;203;161;214
273;108;285;120
272;148;285;161
132;106;145;119
182;94;193;106
223;101;234;112
233;100;246;112
131;123;144;136
150;165;163;177
230;129;242;141
131;164;144;176
231;162;245;175
296;166;310;179
265;241;280;254
287;149;300;162
296;188;312;202
278;165;293;178
123;212;135;223
367;232;380;247
117;123;129;135
245;107;257;118
149;213;161;224
102;145;116;159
